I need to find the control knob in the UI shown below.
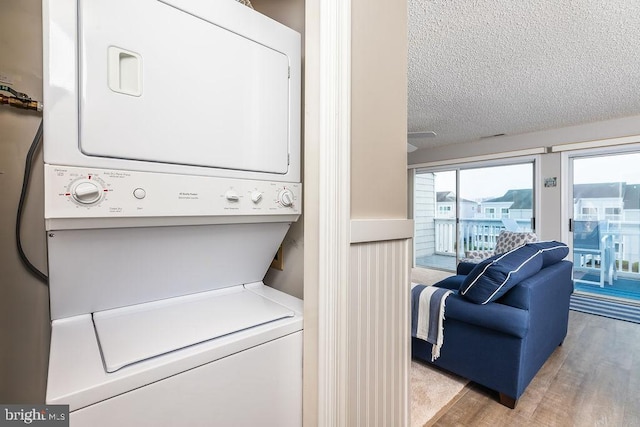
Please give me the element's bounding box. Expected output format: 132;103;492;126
251;191;263;204
278;189;294;207
73;181;101;204
225;190;240;201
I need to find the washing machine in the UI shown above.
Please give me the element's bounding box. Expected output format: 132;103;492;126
42;0;302;425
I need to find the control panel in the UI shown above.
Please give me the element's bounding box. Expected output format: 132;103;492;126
45;165;301;219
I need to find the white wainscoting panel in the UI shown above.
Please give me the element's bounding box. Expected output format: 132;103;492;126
348;237;410;426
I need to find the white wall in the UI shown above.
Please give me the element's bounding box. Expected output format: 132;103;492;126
0;0;49;403
409;115;640;242
414;173;435;258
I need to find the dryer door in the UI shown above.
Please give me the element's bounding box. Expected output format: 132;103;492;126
78;0;291;175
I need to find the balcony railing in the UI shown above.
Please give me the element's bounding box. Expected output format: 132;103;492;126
416;218;640;279
605;221;640;276
433;218;532;256
423;218;640;278
416;217;640;304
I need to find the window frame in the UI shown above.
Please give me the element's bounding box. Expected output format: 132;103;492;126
411;155;540;270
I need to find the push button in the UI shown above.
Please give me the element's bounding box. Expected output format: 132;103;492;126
133;188;146;199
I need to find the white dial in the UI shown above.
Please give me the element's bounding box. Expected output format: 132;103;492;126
73;181;101;204
251;191;263;203
225;190;239;201
278;189;294;207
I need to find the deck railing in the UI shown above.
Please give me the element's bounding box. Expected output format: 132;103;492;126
429;218;640;278
606;221;640;276
433;218;531;256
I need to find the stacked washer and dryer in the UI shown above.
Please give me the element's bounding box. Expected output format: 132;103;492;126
42;0;302;425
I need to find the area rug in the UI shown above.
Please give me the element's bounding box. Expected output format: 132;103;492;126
410;358;468;426
570;293;640;324
410;267;469;426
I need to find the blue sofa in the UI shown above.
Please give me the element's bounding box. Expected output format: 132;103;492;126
412;242;573;408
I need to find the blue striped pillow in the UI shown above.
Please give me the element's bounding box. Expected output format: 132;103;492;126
460;244;543;304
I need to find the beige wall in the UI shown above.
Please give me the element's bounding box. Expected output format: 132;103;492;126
539;151;562;240
302;0;321;424
0;0;49;403
348;0;409;423
351;0;408;219
251;0;304;31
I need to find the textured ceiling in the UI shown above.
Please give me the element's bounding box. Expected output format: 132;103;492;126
408;0;640;150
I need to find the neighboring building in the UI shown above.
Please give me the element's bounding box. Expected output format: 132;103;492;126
436;191;477;218
421;182;640;261
476;189;533;220
571;182;640;271
573;182;625;221
431;183;640;222
431;188;534;221
623;184;640;221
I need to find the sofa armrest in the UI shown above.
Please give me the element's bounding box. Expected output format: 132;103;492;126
498;260;573;310
445;295;528;338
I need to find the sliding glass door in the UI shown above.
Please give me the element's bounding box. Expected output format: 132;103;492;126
458;164;534;259
570;151;640;303
414;161;535;272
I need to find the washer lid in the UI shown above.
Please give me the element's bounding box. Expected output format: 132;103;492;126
93;286;294;373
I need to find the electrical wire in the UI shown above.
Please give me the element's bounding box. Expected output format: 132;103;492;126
16;119;48;285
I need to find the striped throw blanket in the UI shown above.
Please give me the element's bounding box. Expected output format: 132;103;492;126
411;284;453;361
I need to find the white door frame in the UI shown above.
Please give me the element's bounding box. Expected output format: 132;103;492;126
304;0;352;424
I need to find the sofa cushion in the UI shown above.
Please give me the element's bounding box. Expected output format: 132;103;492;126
459;244;543;304
494;230;538;254
526;241;569;267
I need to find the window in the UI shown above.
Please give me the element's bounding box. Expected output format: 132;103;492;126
414;161;535;271
605;207;621;220
438;205;453;217
580;207;598;220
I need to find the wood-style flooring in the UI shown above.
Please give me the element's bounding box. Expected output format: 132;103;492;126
427;311;640;427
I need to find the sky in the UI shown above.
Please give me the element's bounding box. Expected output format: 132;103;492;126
572;152;640;185
432;152;640;201
434;164;533;201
